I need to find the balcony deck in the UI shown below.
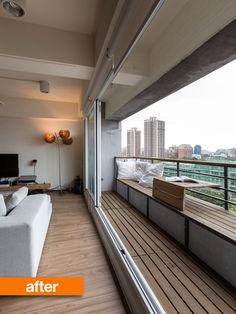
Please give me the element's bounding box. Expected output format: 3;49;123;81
102;191;236;314
0;193;126;314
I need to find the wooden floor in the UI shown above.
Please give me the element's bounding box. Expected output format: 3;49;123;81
0;192;126;314
102;191;236;314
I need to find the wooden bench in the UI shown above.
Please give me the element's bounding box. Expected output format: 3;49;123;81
115;179;236;287
102;191;236;314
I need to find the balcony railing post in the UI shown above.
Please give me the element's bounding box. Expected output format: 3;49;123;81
177;161;180;176
224;166;229;210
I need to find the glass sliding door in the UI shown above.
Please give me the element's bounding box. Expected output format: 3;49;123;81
87;109;95;197
85;100;101;207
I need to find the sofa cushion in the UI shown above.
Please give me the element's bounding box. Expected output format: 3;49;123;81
5;187;28;214
0;194;6;216
8;194;50;218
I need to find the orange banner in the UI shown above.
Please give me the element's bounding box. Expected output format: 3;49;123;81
0;277;84;296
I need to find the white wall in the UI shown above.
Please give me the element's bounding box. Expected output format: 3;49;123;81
0;117;83;189
0;97;80;119
101;104;121;192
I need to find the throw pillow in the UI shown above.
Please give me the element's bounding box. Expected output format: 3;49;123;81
116;160;136;180
139;163;164;188
133;161;149;182
5;186;28;214
0;194;7;216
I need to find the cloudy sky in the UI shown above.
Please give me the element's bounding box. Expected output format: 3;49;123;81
121;59;235;152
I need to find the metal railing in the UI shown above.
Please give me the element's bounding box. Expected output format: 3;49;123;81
115;156;236;211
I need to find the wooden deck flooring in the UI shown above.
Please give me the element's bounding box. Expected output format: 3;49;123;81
102;191;236;314
0;193;126;314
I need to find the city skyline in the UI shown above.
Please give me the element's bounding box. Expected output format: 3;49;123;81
124;135;236;159
121;59;236;151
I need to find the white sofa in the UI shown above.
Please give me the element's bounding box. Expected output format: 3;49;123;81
0;193;52;277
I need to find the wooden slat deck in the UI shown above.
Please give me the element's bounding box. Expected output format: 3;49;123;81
119;179;236;243
102;191;236;314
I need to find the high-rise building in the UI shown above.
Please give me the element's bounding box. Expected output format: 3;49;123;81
127;127;141;156
166;145;178;158
194;145;202;155
144;117;165;158
178;144;193;159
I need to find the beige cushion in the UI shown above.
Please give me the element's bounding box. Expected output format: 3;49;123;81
0;194;7;216
5;187;28;213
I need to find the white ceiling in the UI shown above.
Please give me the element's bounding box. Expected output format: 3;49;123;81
0;0;105;111
0;0;188;107
0;0;188;112
0;0;104;34
2;0;231;119
0;72;86;103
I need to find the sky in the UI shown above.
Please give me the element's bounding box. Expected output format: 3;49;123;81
121;59;236;152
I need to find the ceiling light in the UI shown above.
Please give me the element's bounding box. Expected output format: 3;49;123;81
1;0;25;17
39;80;49;93
0;76;50;93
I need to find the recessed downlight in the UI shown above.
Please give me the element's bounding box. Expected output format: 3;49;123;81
1;0;25;17
39;80;50;93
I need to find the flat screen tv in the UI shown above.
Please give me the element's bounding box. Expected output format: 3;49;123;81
0;154;19;178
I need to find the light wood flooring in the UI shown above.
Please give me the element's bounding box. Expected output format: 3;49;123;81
102;191;236;314
0;192;126;314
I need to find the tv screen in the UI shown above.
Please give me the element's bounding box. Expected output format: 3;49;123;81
0;154;19;178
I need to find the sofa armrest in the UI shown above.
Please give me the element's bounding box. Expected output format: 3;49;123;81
0;218;33;277
0;194;52;277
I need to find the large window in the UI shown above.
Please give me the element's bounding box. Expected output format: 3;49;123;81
85;101;101;207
